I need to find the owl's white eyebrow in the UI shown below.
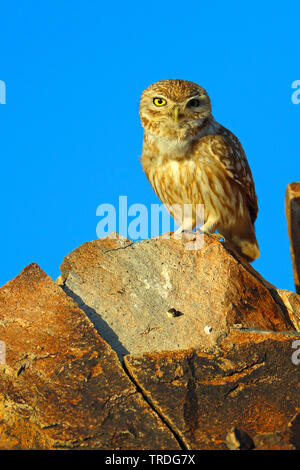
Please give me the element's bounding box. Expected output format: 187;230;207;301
187;95;202;100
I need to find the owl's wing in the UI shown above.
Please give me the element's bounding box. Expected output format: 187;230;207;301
203;131;258;224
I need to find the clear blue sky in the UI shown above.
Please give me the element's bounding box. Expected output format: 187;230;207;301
0;1;299;291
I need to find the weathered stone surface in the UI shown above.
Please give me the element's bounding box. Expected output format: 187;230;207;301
58;234;294;361
1;226;300;450
285;183;300;294
0;264;180;450
124;329;300;450
225;427;254;450
253;410;300;450
276;289;300;332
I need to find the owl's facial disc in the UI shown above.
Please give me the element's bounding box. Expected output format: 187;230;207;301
170;97;204;122
150;93;210;125
139;80;212;137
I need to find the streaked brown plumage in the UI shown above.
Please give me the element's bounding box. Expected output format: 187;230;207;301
139;78;259;262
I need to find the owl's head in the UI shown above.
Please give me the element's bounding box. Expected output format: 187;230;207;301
139;79;211;138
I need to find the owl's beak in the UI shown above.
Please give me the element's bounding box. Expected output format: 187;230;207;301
172;106;180;122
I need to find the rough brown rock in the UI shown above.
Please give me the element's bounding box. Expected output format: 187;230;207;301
276;289;300;332
225;427;254;450
1;230;300;451
252;410;300;450
285;183;300;294
0;263;180;450
58;233;294;361
124;329;300;450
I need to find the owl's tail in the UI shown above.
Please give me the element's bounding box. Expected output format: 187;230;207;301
221;216;260;263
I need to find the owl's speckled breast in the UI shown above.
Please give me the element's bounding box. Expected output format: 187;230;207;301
142;144;245;228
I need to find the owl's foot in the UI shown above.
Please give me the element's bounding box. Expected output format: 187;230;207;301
196;219;225;242
196;230;226;242
173;228;196;241
210;233;226;242
173;228;205;250
187;229;226;248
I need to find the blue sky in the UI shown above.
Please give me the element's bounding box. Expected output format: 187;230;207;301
0;1;299;291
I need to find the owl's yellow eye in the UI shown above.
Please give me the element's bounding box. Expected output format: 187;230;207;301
153;97;167;106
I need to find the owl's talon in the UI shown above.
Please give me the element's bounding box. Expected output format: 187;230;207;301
211;233;225;242
173;229;196;241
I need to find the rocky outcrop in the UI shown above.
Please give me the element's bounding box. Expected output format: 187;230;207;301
0;264;179;449
57;234;294;361
286;183;300;294
0;232;300;450
276;289;300;332
125;329;300;450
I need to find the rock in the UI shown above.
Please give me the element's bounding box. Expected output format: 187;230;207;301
124;329;300;450
276;289;300;332
1;231;300;450
58;233;294;361
253;411;300;450
225;427;254;450
285;183;300;294
0;263;180;450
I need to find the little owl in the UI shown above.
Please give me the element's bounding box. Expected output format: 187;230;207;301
139;78;259;262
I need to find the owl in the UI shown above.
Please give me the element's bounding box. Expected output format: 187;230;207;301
139;79;259;262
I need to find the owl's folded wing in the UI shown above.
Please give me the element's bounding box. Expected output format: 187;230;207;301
203;132;258;224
